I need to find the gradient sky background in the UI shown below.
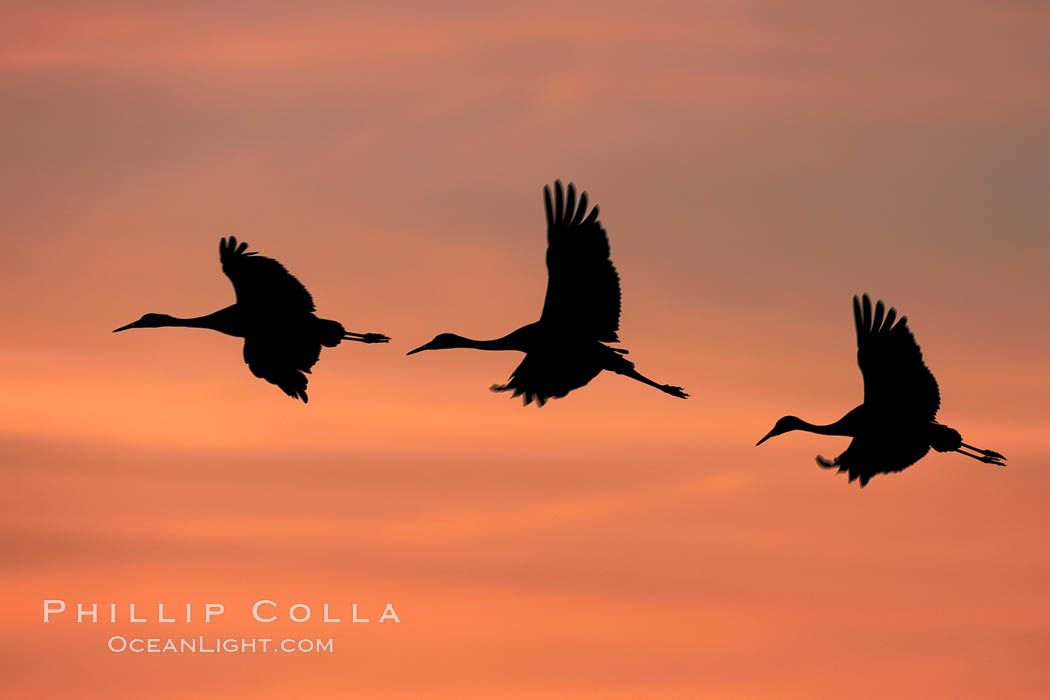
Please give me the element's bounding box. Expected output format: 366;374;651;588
2;1;1049;698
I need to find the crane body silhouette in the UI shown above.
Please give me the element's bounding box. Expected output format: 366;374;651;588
756;294;1005;486
407;181;688;406
113;237;389;402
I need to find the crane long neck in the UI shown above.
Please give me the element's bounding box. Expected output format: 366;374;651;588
452;333;526;351
164;314;217;328
797;419;848;434
162;307;243;335
797;415;856;437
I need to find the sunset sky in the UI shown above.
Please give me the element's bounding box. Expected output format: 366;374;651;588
2;1;1048;698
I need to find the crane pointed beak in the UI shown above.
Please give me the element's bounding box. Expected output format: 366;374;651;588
112;322;138;332
405;344;428;356
756;431;775;446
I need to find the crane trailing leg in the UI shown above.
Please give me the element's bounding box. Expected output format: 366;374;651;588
930;423;1006;466
602;349;688;399
315;317;390;347
957;442;1007;467
617;366;689;399
343;331;391;344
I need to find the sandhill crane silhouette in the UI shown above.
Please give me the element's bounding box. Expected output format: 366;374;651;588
113;237;389;402
756;294;1005;486
407;180;688;406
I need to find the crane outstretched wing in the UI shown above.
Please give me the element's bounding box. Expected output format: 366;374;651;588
242;333;322;403
817;435;931;487
538;181;621;342
219;236;315;313
854;293;940;420
490;346;609;407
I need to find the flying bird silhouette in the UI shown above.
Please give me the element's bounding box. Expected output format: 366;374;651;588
407;180;688;406
113;237;389;402
756;294;1005;486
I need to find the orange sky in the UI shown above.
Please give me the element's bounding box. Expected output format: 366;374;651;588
2;1;1048;698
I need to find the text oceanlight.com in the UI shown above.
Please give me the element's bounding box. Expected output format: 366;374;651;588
107;636;335;654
